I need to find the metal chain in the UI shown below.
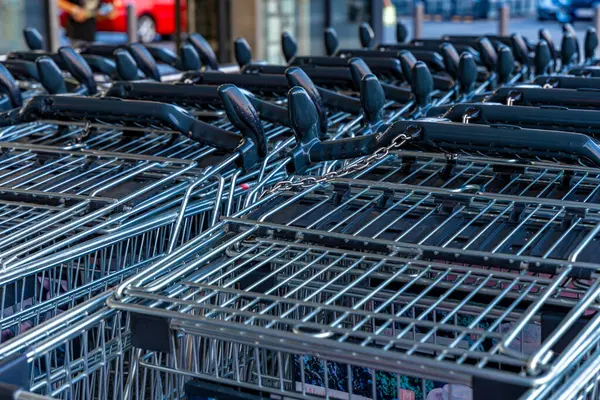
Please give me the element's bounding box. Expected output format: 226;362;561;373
262;133;412;198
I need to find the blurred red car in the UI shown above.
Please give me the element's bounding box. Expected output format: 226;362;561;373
60;0;188;43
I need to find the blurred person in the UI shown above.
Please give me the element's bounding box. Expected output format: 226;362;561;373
57;0;115;46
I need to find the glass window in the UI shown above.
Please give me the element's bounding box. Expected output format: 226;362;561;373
0;0;47;54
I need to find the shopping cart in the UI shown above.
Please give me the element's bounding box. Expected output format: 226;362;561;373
95;82;600;399
0;291;129;400
0;384;56;400
105;151;600;400
0;83;285;265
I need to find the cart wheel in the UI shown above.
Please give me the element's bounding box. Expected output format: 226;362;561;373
137;14;157;44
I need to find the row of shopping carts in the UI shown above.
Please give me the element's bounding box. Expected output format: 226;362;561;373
0;20;599;400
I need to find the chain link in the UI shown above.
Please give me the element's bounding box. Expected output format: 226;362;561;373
261;133;412;198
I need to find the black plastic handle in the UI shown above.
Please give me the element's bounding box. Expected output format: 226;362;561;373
114;49;141;81
106;81;289;126
324;27;339;56
285;67;328;137
9;94;268;166
180;43;202;71
0;64;22;108
496;45;514;84
585;27;598;61
477;37;498;72
183;70;289;91
486;86;600;109
534;40;552;75
442;103;600;134
218;84;267;160
234;37;253;68
439;42;459;80
539;28;558;67
398;50;418;83
58;47;97;95
82;54;117;77
188;33;219;70
23;27;44;51
397;22;408;43
290;116;600;172
106;81;222;106
360;74;385;125
2;59;39;82
128;43;161;81
146;46;178;67
533;74;600;89
348;59;385;123
563;23;580;63
457;52;477;93
411;61;433;107
561;32;578;67
281;32;298;63
359;22;375;49
36;56;67;95
348;57;373;89
401;120;600;166
510;33;530;67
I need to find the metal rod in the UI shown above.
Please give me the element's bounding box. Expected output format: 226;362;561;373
413;1;424;40
175;0;182;57
126;4;137;44
46;0;59;52
498;3;510;36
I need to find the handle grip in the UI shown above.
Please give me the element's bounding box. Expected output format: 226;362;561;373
511;33;531;67
128;43;161;81
114;49;141;81
411;61;433;107
397;22;408;43
439;42;459;79
561;32;578;67
457;52;477;93
11;95;247;152
23;27;44;51
188;33;219;70
348;57;373;89
0;64;22;108
36;56;67;94
534;40;552;75
106;81;289;127
359;22;375;49
234;37;252;68
496;45;514;84
291;117;600;172
443;103;600;133
82;54;117;77
180;43;202;71
324;27;339;56
533;75;600;89
398;50;417;83
585;27;598;61
539;28;558;68
281;32;298;63
218;84;267;162
562;23;580;63
286;67;328;137
182;71;289;92
146;46;178;67
59;47;97;95
477;37;498;72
